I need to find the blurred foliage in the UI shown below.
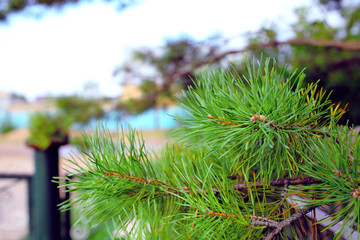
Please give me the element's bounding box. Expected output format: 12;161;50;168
0;119;15;133
114;36;224;113
0;0;143;21
27;113;71;150
115;98;152;115
27;95;105;150
114;0;360;124
140;80;157;93
56;95;105;125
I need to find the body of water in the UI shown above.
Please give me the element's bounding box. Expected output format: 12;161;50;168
0;107;184;130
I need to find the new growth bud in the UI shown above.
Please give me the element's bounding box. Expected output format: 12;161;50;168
250;114;266;122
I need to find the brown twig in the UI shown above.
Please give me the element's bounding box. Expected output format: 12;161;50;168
250;220;278;228
232;177;323;190
204;210;278;225
103;170;171;187
264;207;317;240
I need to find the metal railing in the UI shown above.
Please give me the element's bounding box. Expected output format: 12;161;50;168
0;157;73;240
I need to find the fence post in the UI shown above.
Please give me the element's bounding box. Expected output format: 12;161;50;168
27;176;34;240
29;140;67;240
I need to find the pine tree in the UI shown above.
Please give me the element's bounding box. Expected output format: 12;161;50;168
58;57;360;239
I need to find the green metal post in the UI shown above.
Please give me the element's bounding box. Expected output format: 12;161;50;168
27;176;33;240
32;142;64;240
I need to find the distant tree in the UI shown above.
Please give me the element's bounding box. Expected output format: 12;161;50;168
113;35;226;112
56;95;105;125
0;0;143;21
114;0;360;124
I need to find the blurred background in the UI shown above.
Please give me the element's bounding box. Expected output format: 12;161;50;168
0;0;360;239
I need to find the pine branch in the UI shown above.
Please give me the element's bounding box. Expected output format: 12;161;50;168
119;36;360;114
59;57;360;239
172;38;360;80
103;169;323;201
150;38;360;105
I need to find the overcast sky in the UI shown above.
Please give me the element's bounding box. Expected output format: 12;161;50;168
0;0;315;100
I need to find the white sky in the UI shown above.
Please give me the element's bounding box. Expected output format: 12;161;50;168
0;0;314;100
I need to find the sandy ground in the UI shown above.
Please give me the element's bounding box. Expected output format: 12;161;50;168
8;101;56;112
0;128;169;240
